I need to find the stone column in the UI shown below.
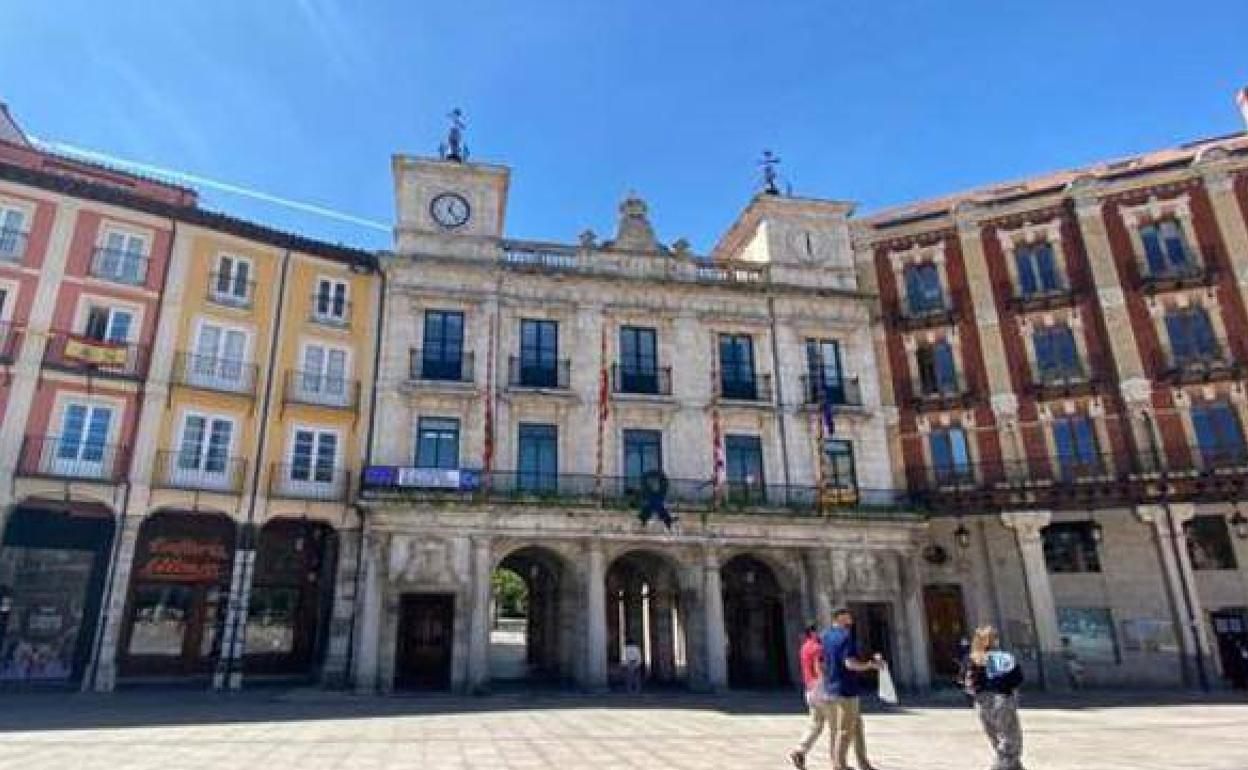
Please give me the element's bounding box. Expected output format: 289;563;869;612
1199;166;1248;301
583;540;608;691
804;548;832;628
702;548;728;692
466;535;492;692
899;550;932;693
352;531;385;693
650;588;675;682
320;525;361;687
87;511;144;692
1000;510;1067;691
214;524;257;690
1136;503;1213;688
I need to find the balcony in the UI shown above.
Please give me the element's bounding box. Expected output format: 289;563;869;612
611;364;673;396
153;450;247;493
409;348;475;384
892;298;957;331
283;370;360;410
89;247;148;286
1158;345;1243;385
17;435;128;483
1007;281;1079;314
309;295;351;328
799;374;863;407
507;356;571;390
0;228;29;264
1138;252;1219;294
716;372;773;403
206;271;256;310
171;352;258;396
359;468;912;518
43;331;149;380
269;463;351;502
1029;363;1099;399
909;375;976;411
0;322;24;364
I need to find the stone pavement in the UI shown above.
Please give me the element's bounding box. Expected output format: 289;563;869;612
0;689;1244;770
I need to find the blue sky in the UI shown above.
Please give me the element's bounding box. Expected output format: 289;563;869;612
2;1;1247;252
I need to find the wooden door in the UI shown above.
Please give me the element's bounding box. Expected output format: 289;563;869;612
923;584;968;679
1211;609;1248;689
397;594;454;691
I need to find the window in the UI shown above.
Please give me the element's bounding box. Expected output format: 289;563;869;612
1058;608;1119;664
519;319;559;387
929;427;971;483
518;423;557;492
83;305;133;343
623;429;662;490
619;326;659;394
916;340;958;395
1015;242;1061;297
725;435;764;498
212;255;252;305
0;204;27;260
904;263;945;315
1139;219;1191;275
176;414;234;477
1042;522;1102;573
719;334;757;399
1165;307;1219;364
300;344;349;403
825;439;857;491
1184;515;1239;571
415;417;459;470
191;322;248;389
1052;415;1100;478
1033;325;1081;379
290;428;338;483
421;310;464;380
96;229;147;284
55;403;113;476
1191;402;1247;468
313;278;348;323
806;339;845;403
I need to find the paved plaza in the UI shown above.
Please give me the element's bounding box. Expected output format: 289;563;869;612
0;690;1244;770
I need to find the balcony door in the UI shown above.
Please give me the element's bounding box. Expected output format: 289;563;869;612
619;326;658;394
54;404;113;478
623;429;662;492
520;319;558;387
917;341;957;394
1192;403;1247;468
98;230;146;284
725;435;764;500
1051;416;1100;479
301;344;349;403
175;414;234;490
1140;219;1191;275
805;339;845;403
288;428;339;493
422;310;464;380
1015;242;1061;297
718;334;756;400
1166;308;1217;365
517;423;557;492
83;305;132;344
904;263;943;314
929;427;970;484
192;322;248;390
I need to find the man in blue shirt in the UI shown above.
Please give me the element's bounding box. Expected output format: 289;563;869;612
822;607;882;770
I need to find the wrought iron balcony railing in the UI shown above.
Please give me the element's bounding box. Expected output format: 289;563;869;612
43;331;149;380
909;374;975;410
409;348;475;384
153;450;247;493
171;352;258;396
207;271;256;309
283;369;360;410
1158;344;1242;384
1029;363;1099;398
17;435;129;482
1007;280;1080;313
892;298;957;330
269;463;351;501
716;372;774;403
89;247;149;286
507;356;571;390
611;364;673;396
1138;247;1219;294
0;228;29;263
799;373;863;407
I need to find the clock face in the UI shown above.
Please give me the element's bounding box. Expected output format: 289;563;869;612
430;192;471;229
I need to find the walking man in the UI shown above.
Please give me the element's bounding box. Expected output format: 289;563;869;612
789;624;830;770
823;607;882;770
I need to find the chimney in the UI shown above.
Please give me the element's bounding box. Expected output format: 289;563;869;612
1237;87;1248;131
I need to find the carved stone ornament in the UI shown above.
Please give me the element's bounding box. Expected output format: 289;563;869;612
390;535;461;585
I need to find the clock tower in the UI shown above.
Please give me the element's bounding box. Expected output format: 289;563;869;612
392;112;510;259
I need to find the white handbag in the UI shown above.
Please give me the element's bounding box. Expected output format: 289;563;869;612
877;663;899;705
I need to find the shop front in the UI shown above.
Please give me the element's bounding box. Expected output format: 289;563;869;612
244;518;337;679
0;504;115;686
118;511;235;682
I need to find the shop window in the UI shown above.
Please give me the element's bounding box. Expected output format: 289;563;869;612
1058;607;1120;663
1015;242;1062;296
1042;522;1102;573
1184;515;1239;571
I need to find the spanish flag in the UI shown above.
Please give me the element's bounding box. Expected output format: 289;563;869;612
63;335;128;367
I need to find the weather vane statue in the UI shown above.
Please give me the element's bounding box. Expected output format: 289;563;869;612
440;108;468;162
760;150;782;195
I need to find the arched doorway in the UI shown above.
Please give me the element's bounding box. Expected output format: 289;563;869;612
605;550;688;689
244;518;338;680
490;546;574;685
722;554;790;688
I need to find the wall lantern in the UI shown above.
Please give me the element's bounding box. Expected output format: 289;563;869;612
954;519;971;549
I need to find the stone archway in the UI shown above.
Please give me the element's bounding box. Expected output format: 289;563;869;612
605;549;688;688
721;553;791;688
491;545;576;685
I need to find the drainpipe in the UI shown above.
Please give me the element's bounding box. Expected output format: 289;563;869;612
766;297;793;495
220;247;292;689
344;256;385;686
84;217;179;691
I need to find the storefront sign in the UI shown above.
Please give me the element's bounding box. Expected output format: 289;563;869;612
364;465;481;491
136;537;229;584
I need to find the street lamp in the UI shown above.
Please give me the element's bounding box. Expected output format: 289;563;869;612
954;519;971;549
